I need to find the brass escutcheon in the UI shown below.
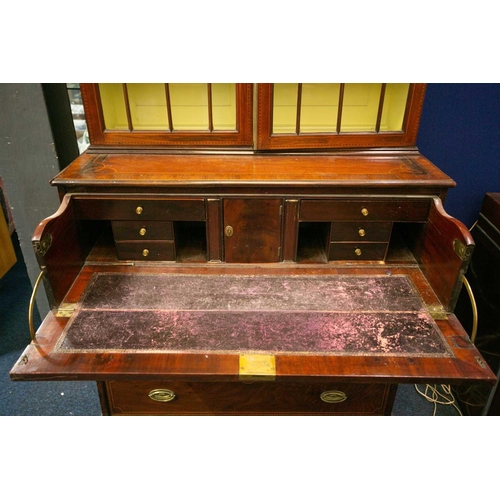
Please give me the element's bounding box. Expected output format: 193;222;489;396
148;389;176;403
354;247;362;256
320;390;347;404
358;228;366;237
136;206;144;215
139;227;147;236
361;208;369;216
142;249;149;257
225;225;234;237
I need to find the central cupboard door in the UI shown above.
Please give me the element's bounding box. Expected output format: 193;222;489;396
223;199;282;263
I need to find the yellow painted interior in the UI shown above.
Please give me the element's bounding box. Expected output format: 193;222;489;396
127;84;169;130
98;83;237;132
169;83;208;130
380;83;410;131
340;83;382;132
99;83;129;130
272;83;410;134
211;83;237;130
301;83;340;133
272;83;299;133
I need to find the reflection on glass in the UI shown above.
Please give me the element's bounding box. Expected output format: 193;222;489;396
272;83;298;133
340;83;382;132
212;83;236;130
380;83;410;131
170;83;209;130
127;84;169;130
99;83;129;130
300;83;340;133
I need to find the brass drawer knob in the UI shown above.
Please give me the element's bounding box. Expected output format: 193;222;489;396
361;208;369;217
139;227;147;236
354;247;362;256
142;248;150;257
320;390;347;404
136;206;144;215
358;228;366;237
225;225;234;237
148;389;176;403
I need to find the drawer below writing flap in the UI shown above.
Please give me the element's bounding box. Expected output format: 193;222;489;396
106;380;392;415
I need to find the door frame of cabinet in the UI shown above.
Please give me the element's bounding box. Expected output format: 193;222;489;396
81;83;254;149
256;83;427;150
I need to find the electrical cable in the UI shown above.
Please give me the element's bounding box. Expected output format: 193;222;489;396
414;383;463;416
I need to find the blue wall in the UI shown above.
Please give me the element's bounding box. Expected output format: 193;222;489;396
417;83;500;228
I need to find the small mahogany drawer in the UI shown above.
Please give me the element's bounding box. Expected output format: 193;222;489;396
105;380;393;415
115;241;175;261
300;199;430;222
330;222;392;242
112;221;174;241
329;242;388;261
75;197;206;221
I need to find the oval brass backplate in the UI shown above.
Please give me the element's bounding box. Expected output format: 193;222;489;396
320;390;347;404
148;389;176;403
225;225;234;237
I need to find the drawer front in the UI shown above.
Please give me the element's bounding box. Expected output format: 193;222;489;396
106;381;392;415
329;243;388;261
76;197;206;221
106;380;392;416
115;241;175;261
330;222;392;242
300;199;430;222
112;221;174;241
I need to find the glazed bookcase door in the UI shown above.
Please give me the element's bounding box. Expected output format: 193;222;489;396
81;83;253;149
256;83;426;150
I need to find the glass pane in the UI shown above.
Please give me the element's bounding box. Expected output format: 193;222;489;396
380;83;410;131
98;83;129;130
212;83;236;130
127;84;169;130
340;83;382;132
300;83;340;133
272;83;298;134
169;83;209;131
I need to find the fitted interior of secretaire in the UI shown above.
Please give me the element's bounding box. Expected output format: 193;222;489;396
98;83;410;133
85;82;420;263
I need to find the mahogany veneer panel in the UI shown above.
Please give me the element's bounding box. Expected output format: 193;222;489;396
105;380;395;416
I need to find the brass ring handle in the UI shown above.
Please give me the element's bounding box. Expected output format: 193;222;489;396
136;206;144;215
358;228;366;237
354;247;362;256
142;249;150;257
29;268;46;342
139;227;147;236
320;390;347;403
148;389;176;403
462;275;478;344
361;208;369;216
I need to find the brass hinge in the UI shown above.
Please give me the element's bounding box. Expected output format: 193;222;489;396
55;302;77;318
454;239;471;261
427;305;448;320
33;233;52;256
239;354;276;382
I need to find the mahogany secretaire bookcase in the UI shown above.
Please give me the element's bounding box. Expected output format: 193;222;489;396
10;83;496;415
